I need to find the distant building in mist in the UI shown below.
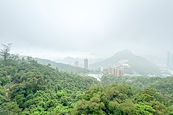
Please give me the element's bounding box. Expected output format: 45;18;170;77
108;67;124;77
100;66;104;72
167;52;173;68
167;52;171;67
84;58;88;69
172;54;173;66
74;61;79;67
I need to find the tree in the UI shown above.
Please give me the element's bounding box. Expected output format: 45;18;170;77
135;103;155;115
0;43;12;61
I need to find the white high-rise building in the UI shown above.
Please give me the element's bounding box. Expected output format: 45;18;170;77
84;58;88;69
74;61;79;67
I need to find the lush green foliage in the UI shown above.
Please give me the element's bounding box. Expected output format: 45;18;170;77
73;85;169;115
101;75;173;97
0;55;98;115
0;52;173;114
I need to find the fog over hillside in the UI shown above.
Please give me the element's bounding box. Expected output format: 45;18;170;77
1;1;173;114
0;0;173;60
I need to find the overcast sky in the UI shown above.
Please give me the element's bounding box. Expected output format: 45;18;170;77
0;0;173;59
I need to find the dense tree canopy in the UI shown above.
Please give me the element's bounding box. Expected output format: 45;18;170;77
0;53;98;114
0;46;173;114
0;43;12;62
73;85;169;115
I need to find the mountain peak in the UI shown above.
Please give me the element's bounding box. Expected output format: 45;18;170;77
112;49;133;58
117;49;132;54
90;50;161;76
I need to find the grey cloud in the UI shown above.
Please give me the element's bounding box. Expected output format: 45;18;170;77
0;0;173;59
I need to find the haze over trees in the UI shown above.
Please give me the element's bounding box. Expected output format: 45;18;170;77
0;43;12;62
0;44;173;115
90;50;161;76
0;44;98;114
1;0;173;114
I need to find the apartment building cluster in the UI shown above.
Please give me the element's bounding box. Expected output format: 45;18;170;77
108;67;124;77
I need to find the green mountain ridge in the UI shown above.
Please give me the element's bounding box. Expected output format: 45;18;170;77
34;57;90;73
0;55;98;115
0;48;173;114
90;50;161;76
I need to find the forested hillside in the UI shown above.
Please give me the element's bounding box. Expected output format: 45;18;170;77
90;50;161;76
0;45;173;114
34;58;90;74
0;54;98;115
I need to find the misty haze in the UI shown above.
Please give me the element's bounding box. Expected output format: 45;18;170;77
0;0;173;115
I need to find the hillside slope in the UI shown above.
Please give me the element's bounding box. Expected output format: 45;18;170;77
90;50;161;76
34;58;90;73
0;57;98;115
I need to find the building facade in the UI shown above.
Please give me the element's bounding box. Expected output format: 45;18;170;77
84;58;88;69
74;61;79;67
167;52;173;68
108;67;124;77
